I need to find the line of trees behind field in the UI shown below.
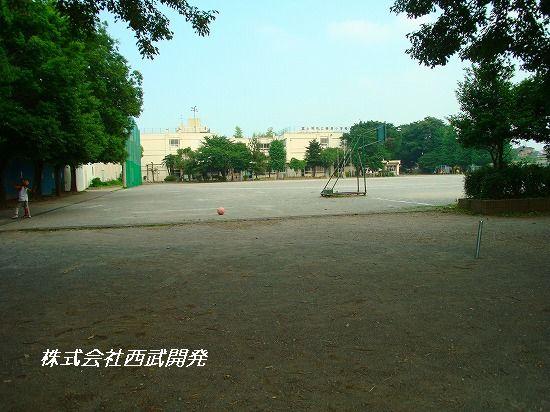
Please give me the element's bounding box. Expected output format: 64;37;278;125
161;117;506;182
162;135;284;181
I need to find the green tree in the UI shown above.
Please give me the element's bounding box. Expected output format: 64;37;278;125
55;0;218;58
397;117;449;169
343;122;388;174
84;25;143;165
288;158;307;176
390;0;549;80
61;24;142;192
395;117;492;172
175;147;196;180
162;154;178;176
248;137;268;178
268;139;286;179
1;0;69;199
0;1;142;201
1;0;95;197
320;147;344;175
228;142;252;179
450;61;516;169
195;135;233;179
233;126;244;139
304;140;323;177
392;1;549;156
512;74;550;145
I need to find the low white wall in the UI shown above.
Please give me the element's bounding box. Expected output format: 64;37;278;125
64;163;122;191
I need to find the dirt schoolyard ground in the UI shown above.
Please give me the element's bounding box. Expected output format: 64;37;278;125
1;212;549;410
0;175;464;230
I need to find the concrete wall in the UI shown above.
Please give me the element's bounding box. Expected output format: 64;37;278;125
64;163;122;192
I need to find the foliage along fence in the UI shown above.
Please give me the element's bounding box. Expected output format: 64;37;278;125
464;164;550;199
124;121;142;188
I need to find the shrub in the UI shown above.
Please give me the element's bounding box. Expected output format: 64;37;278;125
164;175;178;182
89;177;103;187
89;177;122;187
464;165;550;199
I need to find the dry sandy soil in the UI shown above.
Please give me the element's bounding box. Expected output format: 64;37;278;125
1;212;549;411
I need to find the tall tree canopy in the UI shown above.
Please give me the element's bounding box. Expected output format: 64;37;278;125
0;0;142;200
248;137;268;177
450;61;516;169
195;136;233;178
320;147;344;172
512;74;550;144
391;0;550;79
343;121;388;172
228;142;252;174
233;126;244;139
55;0;218;58
85;25;143;164
304;140;323;176
268;139;286;177
397;117;490;171
288;158;306;176
392;0;549;161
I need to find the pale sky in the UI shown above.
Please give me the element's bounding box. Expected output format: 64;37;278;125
104;0;543;150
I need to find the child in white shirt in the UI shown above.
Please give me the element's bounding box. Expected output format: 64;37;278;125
12;179;31;219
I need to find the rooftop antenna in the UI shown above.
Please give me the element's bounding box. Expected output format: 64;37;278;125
191;106;198;132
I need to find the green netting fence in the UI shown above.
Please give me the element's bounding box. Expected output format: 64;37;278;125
125;121;142;188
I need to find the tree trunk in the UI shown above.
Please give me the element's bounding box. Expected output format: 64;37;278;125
54;165;62;197
0;158;7;207
122;162;127;188
497;142;504;169
33;160;44;198
489;148;497;169
70;164;78;192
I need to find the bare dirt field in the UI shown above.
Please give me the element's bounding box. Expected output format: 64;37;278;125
1;212;549;411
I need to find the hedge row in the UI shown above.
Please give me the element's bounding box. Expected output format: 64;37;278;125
464;164;550;199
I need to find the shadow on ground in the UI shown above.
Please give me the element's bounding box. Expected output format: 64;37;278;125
0;212;548;410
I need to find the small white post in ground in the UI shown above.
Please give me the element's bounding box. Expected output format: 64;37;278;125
475;220;484;259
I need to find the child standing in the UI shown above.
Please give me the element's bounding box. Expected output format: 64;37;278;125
12;179;32;219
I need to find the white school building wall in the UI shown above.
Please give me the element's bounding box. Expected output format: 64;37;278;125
139;119;400;178
140;118;214;180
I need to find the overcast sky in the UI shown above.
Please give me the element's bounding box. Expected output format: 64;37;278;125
104;0;543;150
